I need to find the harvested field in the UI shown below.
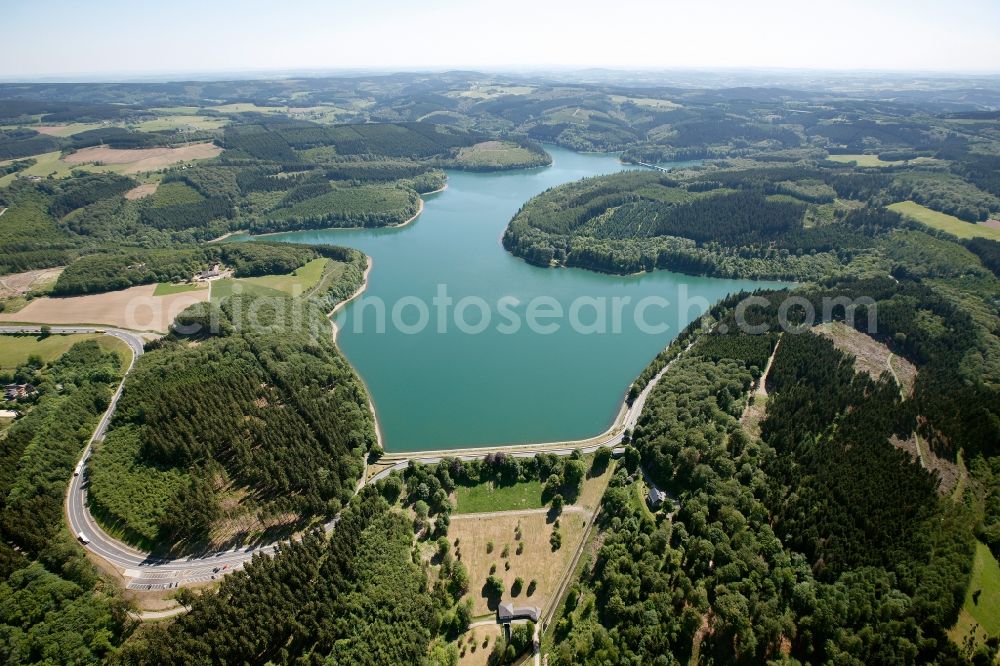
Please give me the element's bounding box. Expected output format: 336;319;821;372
0;266;64;298
62;142;221;174
0;282;209;332
815;321;917;395
449;508;588;616
34;123;104;137
124;182;159;200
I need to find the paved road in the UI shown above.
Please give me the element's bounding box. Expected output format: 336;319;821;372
368;331;703;485
3;326;279;590
1;322;699;593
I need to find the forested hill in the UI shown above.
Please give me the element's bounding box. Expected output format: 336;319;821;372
0;341;130;663
503;166;998;280
86;254;376;553
115;489;443;664
552;283;983;663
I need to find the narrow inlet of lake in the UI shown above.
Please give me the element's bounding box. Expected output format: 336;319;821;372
259;146;778;452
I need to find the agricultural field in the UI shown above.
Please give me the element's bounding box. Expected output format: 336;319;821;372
0;151;76;186
454;85;535;99
827;153;905;167
207;103;290;114
889;200;1000;240
608;95;681;109
0;282;210;332
62;142;222;174
34;122;107;137
131;115;228;132
209;278;284;301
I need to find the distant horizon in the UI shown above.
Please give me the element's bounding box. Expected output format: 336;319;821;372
4;64;1000;86
5;0;1000;80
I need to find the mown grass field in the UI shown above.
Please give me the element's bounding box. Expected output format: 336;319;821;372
153;282;207;296
210;278;285;301
889;200;1000;240
209;258;334;301
453;479;544;514
0;151;76;186
949;541;1000;652
237;258;330;295
0;333;130;371
454;623;504;666
0;147;185;186
448;509;587;616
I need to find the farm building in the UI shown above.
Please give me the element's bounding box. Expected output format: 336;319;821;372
497;601;541;623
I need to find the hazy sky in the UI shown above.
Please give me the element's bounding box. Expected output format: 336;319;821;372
4;0;999;79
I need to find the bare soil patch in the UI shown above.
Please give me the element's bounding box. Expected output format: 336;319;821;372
890;431;961;494
63;142;221;174
983;219;1000;230
815;321;917;395
124;182;159;200
0;283;209;332
0;266;64;298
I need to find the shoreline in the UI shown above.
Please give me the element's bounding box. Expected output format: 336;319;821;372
393;197;424;228
208;184;446;243
325;254;384;451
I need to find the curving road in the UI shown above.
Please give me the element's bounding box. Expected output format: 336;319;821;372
367;330;703;485
4;325;280;590
2;321;700;594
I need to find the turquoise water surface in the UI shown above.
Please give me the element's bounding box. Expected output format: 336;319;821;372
261;147;775;451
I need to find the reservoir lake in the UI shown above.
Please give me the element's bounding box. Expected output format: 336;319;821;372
259;146;776;452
